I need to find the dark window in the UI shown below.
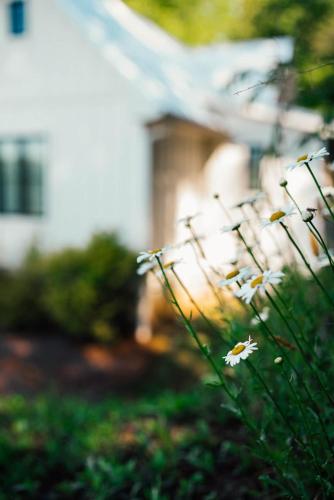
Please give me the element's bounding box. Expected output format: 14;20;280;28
8;1;26;35
0;137;45;215
249;145;264;189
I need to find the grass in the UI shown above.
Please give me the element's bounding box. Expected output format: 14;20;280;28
0;389;263;499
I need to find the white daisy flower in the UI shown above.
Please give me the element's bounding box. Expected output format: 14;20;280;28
261;205;296;228
287;147;329;171
178;212;201;226
218;267;252;287
235;270;284;304
137;246;170;263
221;220;246;233
137;261;156;276
233;191;266;209
223;336;258;366
175;234;206;249
250;306;270;326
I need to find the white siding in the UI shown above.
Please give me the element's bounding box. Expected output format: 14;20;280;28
0;0;153;265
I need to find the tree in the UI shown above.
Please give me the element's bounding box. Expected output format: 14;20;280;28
125;0;334;118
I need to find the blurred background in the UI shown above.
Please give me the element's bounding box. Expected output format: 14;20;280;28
0;0;333;497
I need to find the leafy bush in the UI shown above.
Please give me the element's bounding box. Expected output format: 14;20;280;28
0;233;140;341
0;249;51;333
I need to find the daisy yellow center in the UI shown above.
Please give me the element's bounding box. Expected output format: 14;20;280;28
250;275;263;288
270;210;285;222
297;154;308;162
148;248;161;254
226;269;239;280
163;261;174;269
231;344;246;355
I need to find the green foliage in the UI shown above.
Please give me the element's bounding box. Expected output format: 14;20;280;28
0;233;140;341
125;0;334;116
0;390;260;499
0;250;50;332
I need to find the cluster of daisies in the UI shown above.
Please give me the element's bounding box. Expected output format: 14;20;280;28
136;147;332;368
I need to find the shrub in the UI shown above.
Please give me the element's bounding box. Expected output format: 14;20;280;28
43;233;140;340
0;249;51;333
0;233;140;341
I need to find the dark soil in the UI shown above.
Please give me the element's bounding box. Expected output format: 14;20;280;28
0;334;197;400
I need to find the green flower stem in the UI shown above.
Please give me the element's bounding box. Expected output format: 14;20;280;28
157;258;231;395
272;286;315;354
280;222;334;308
237;227;309;335
215;196;234;223
188;224;206;260
239;280;312;374
284;185;331;258
265;289;334;407
252;205;289;264
249;300;334;457
153;272;175;312
306;162;334;222
189;241;225;309
240;281;313;379
245;359;309;453
164;260;329;489
171;267;225;342
156;257;261;437
188;225;222;279
230;325;325;487
241;206;270;268
158;258;306;485
237;228;264;272
308;220;334;274
265;196;297;264
283;186;302;216
258;190;317;327
279;363;330;483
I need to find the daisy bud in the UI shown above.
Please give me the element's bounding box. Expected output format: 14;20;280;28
279;178;288;187
302;210;314;222
274;356;283;365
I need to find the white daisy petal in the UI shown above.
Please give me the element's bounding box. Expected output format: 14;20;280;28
137;261;156;275
136;245;170;263
178;212;202;225
221;218;249;233
218;266;252;287
233;191;266;209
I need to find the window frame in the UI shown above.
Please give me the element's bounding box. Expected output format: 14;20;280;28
0;135;46;217
248;144;264;190
8;0;26;36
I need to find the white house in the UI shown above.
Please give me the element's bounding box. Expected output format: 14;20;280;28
0;0;325;267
